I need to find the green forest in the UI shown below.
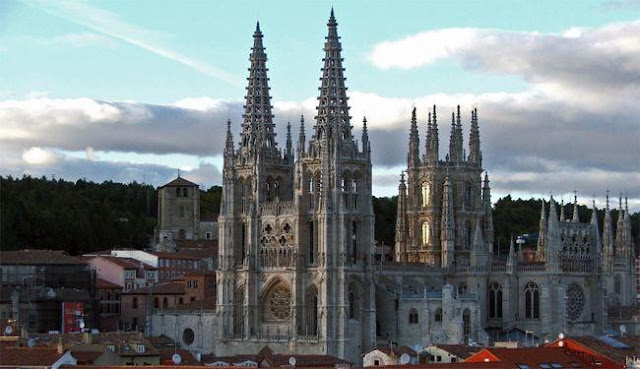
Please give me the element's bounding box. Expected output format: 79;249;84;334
1;175;637;256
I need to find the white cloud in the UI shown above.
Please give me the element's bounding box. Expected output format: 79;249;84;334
22;147;60;165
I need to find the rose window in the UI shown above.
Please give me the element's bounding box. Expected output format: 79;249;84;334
267;285;291;321
566;283;585;321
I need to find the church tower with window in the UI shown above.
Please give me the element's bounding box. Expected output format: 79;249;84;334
216;11;375;362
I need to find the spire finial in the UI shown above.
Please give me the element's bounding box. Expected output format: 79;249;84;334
362;116;368;133
606;189;610;210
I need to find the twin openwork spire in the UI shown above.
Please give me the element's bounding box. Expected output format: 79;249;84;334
241;22;276;152
314;8;352;142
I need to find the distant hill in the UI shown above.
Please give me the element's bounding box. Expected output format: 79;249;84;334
0;176;636;256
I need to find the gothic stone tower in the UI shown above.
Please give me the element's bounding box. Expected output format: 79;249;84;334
395;106;492;270
216;11;375;362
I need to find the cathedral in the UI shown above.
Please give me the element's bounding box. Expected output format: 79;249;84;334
151;9;636;364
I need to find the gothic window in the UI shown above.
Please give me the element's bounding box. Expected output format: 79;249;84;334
463;309;471;339
457;282;468;295
566;283;585;321
163;297;169;308
488;282;503;319
434;308;442;323
466;222;472;249
264;284;291;321
422;222;430;245
183;188;188;197
234;287;244;336
154;297;159;308
176;188;181;197
614;275;622;295
351;221;358;263
524;281;540;319
421;182;430;207
309;221;315;265
180;205;186;218
465;184;472;209
348;282;360;320
409;308;419;324
132;297;138;309
306;286;319;336
351;178;358;193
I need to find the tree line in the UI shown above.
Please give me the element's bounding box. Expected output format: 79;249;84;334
1;176;637;256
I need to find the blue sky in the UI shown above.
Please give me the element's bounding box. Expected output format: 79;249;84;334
1;0;639;209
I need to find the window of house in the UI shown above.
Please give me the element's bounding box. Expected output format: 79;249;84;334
434;308;442;323
132;297;138;309
374;360;380;366
137;344;146;353
183;188;188;197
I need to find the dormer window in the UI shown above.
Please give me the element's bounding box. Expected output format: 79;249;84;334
107;345;115;352
137;344;145;353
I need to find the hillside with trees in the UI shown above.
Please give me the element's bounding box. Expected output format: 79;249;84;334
0;176;636;256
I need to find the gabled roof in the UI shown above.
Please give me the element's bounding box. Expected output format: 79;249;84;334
159;177;198;188
0;347;67;366
548;335;640;366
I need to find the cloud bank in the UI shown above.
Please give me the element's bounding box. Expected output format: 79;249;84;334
1;19;639;209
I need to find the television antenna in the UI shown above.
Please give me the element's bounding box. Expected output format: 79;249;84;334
289;357;296;366
400;353;411;364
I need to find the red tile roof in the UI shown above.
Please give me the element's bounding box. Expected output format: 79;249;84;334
158;348;202;366
152;252;201;260
0;347;67;366
0;249;87;265
96;278;122;289
548;336;640;366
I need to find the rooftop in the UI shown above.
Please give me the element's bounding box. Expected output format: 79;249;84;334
0;249;87;265
159;176;198;188
0;347;67;366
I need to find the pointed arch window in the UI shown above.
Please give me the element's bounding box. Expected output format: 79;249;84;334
422;222;430;246
524;282;540;319
348;282;360;320
463;309;471;339
306;287;319;336
488;282;503;319
421;182;431;207
234;287;245;337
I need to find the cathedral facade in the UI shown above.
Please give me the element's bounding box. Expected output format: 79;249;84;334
184;9;635;363
215;11;375;362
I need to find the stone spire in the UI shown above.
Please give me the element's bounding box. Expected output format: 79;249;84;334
546;197;561;271
572;194;580;223
615;193;625;254
536;199;547;261
286;121;293;159
408;107;420;167
623;195;633;257
507;237;516;273
448;111;459;162
559;199;566;222
483;172;494;253
224;119;234;158
455;105;464;161
468;107;481;165
297;115;306;156
241;21;276;151
425;106;439;165
394;172;408;261
314;8;351;142
602;193;614;270
441;172;455;267
362;116;370;154
590;200;602;257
